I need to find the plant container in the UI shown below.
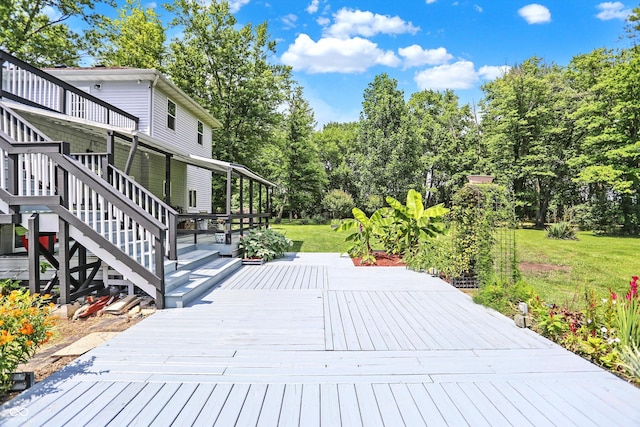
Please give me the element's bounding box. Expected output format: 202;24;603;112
9;372;35;392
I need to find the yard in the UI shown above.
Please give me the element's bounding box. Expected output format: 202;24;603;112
272;222;640;305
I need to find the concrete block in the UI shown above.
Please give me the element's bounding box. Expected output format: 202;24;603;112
514;314;533;328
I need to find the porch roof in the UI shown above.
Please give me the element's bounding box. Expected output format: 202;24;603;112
3;100;276;187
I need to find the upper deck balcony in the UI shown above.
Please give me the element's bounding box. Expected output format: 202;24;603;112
0;50;139;130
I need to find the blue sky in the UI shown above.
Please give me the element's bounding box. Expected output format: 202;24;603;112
110;1;634;127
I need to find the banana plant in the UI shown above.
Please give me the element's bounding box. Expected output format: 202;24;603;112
335;207;389;264
386;189;449;256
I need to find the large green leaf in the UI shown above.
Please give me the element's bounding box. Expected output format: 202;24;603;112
406;189;424;219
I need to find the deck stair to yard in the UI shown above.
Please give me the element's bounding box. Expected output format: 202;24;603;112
164;245;242;308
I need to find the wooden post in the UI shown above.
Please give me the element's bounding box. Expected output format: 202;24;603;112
165;154;171;205
239;176;244;237
226;169;232;245
28;214;40;295
58;142;71;305
258;183;263;228
249;180;254;229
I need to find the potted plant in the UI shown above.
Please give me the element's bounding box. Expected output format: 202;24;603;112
238;228;293;264
214;219;226;244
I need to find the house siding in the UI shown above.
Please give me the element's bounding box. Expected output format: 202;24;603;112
152;88;212;212
54;79;152;133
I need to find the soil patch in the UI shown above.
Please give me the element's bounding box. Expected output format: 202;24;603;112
0;312;147;405
519;262;571;273
351;252;405;267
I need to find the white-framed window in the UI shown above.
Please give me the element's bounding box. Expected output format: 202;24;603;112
188;190;197;208
167;99;176;130
197;120;203;145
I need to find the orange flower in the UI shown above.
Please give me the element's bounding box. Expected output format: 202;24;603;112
0;330;15;345
19;322;34;335
25;340;33;347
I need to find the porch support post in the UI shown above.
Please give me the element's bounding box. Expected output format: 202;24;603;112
258;183;263;228
58;142;71;305
28;214;40;295
106;131;115;166
249;179;254;229
226;169;232;245
164;154;171;205
239;176;244;237
124;134;138;175
6;149;19;221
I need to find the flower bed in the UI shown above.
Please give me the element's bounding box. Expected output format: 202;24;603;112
0;283;56;396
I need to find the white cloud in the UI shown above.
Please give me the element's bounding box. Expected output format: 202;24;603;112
228;0;250;13
475;5;483;13
145;2;157;9
281;34;401;74
306;0;319;14
426;0;437;4
478;65;511;80
414;61;507;90
596;2;632;20
415;61;478;90
518;4;551;24
282;14;297;29
43;6;62;20
317;16;330;26
398;45;453;68
325;8;420;39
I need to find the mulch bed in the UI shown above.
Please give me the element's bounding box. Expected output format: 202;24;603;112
351;252;406;267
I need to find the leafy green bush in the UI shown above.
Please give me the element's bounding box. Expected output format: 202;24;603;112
472;279;536;315
546;222;577;240
449;183;516;285
239;228;293;262
385;189;448;257
336;207;386;264
322;189;354;219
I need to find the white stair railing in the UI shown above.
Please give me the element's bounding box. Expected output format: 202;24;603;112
0;114;167;305
72;152;178;260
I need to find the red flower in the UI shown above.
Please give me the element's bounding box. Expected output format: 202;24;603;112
626;276;638;300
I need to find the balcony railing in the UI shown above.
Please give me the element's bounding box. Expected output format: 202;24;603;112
0;50;139;130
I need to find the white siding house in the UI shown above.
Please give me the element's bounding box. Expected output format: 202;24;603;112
45;68;221;213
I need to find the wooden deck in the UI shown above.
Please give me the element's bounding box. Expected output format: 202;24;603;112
2;252;640;426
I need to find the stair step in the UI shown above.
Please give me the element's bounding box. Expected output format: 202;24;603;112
164;258;241;308
175;249;220;271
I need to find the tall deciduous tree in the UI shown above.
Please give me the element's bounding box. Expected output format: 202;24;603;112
481;57;579;227
267;86;326;219
408;89;483;206
167;0;290;169
313;122;358;197
571;48;640;233
355;73;421;203
0;0;112;66
94;0;166;69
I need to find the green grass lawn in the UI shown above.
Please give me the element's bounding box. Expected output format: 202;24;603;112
271;223;352;253
271;222;640;306
515;229;640;305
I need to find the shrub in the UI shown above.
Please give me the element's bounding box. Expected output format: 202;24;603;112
473;279;536;316
239;228;293;262
311;214;328;225
322;190;354;219
1;286;56;395
546;222;577;240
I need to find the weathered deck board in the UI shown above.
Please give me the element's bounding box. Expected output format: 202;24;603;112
2;253;640;426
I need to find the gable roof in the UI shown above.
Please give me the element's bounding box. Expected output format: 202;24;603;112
45;67;222;129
